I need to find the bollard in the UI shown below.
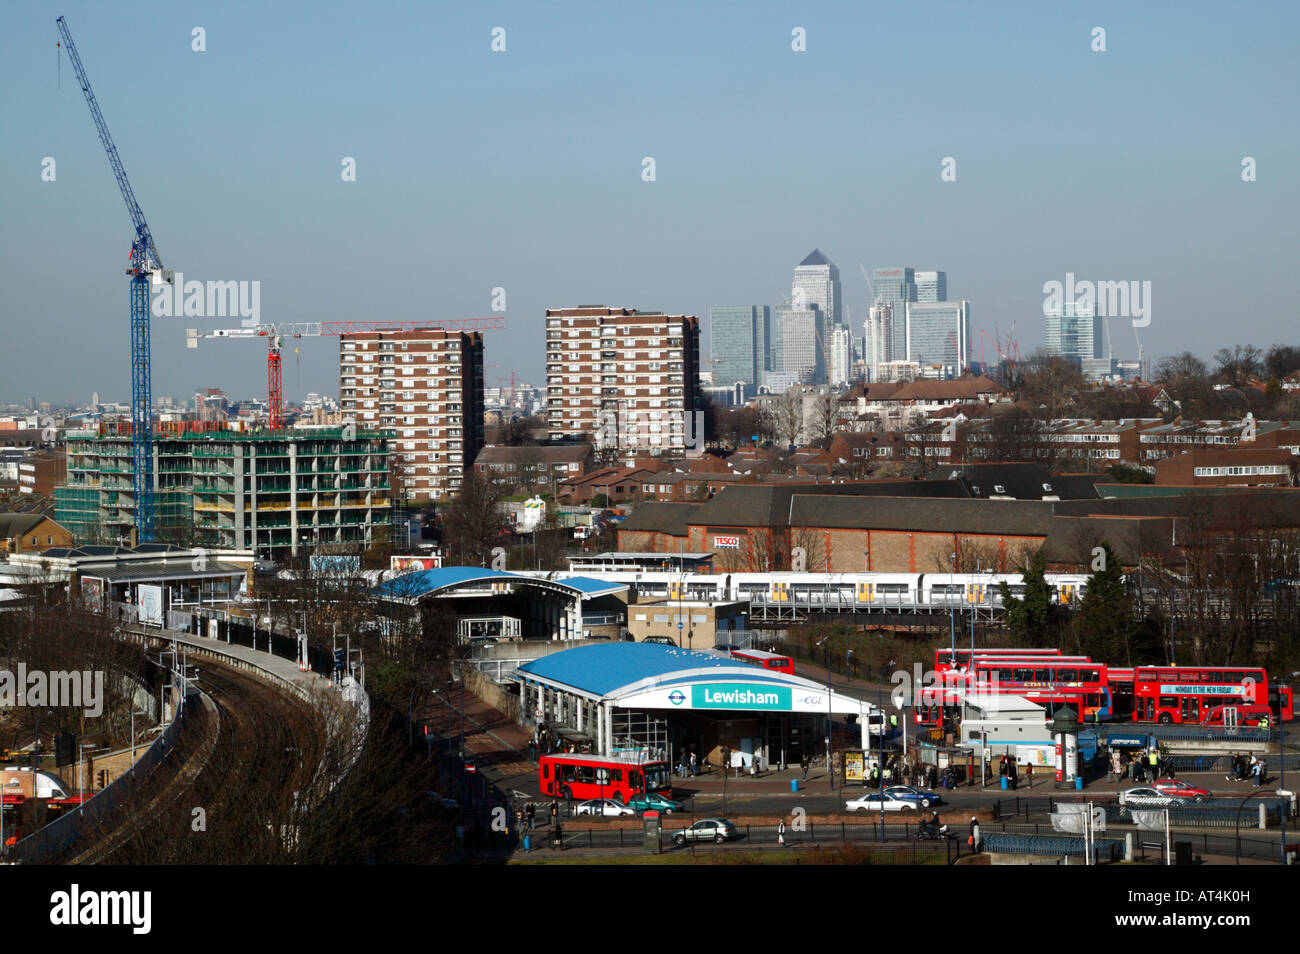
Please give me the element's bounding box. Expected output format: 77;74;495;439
1259;803;1268;830
1124;832;1133;862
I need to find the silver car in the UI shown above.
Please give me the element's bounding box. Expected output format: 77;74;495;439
1118;786;1197;809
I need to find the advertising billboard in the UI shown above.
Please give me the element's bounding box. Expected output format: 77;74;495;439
137;584;164;626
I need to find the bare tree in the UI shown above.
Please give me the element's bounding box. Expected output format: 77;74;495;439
440;469;508;567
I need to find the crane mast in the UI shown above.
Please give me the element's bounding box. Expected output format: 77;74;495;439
57;16;173;542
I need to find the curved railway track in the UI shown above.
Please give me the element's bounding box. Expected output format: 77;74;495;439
68;655;326;864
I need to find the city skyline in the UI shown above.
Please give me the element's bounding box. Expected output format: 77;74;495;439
4;3;1298;406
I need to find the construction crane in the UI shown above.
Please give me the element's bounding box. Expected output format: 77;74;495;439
57;16;175;542
186;319;505;429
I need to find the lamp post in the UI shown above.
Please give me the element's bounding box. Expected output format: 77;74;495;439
1279;682;1288;865
949;552;957;661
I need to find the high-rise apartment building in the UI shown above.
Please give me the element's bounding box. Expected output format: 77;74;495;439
544;307;701;457
339;328;485;501
709;305;771;388
865;302;895;381
1044;301;1104;365
792;249;843;329
906;301;970;377
829;326;854;387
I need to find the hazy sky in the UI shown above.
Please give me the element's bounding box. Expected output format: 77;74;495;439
3;1;1297;406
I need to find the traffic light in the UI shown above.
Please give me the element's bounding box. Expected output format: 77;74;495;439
423;723;434;738
55;731;75;767
97;769;107;788
333;649;345;672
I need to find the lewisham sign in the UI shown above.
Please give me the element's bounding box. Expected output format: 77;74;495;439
691;684;791;710
616;681;847;713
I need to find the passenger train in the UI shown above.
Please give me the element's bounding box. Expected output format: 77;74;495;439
534;570;1092;610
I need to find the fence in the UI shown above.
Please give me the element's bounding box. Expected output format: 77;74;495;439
983;832;1124;860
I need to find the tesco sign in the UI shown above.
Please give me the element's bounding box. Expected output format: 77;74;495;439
713;535;740;549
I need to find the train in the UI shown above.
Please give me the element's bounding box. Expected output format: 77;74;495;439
530;570;1093;610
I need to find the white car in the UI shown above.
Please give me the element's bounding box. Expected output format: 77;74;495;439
575;798;636;817
845;791;918;813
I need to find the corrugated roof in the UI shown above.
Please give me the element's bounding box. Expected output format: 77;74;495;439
790;495;1056;535
518;643;755;696
617;502;699;535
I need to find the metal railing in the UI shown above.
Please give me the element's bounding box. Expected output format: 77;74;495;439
983;832;1124;860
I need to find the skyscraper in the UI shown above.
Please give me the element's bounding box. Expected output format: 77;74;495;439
829;327;854;386
709;305;771;388
906;301;970;377
792;249;842;328
1044;301;1104;365
870;267;917;361
865;302;895;381
915;270;947;302
777;307;825;385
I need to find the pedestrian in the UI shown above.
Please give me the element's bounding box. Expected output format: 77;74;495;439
689;751;697;778
1147;748;1159;777
1252;756;1263;788
549;799;558;825
527;802;536;831
801;754;809;781
1111;751;1122;782
968;816;981;853
1257;757;1267;786
1025;761;1033;789
528;739;536;762
1008;759;1018;791
778;818;786;847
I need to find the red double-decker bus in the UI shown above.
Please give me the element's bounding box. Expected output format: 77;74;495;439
1128;666;1293;724
538;754;671;803
730;648;795;675
919;652;1110;724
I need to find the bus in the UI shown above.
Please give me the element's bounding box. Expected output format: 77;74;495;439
730;648;795;675
922;654;1111;724
1129;666;1289;724
934;647;1066;670
538;754;671;803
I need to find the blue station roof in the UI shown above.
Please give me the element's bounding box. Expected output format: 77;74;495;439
373;566;626;601
518;643;738;696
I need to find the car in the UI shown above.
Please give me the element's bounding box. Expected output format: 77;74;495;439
845;791;918;813
672;818;738;845
574;798;636;817
626;792;684;814
882;785;944;808
643;635;677;646
1118;787;1197;809
1151;779;1210;800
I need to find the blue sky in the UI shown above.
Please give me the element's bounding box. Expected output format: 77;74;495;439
2;1;1298;404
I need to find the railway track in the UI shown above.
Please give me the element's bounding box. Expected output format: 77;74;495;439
68;655;326;864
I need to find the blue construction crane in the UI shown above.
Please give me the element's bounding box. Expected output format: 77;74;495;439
56;16;174;543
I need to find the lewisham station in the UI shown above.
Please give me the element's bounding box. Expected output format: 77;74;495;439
374;567;881;769
514;643;880;771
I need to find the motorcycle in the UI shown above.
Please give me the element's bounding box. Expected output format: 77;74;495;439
914;823;951;841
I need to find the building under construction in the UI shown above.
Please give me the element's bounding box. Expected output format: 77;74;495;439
54;423;393;561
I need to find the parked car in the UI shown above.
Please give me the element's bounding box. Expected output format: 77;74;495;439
1118;787;1197;809
575;798;636;817
625;792;685;814
882;785;943;808
845;791;917;813
673;818;738;845
643;635;677;646
1151;779;1211;800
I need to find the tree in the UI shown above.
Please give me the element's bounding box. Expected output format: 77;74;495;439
1020;351;1084;419
1264;344;1300;381
1154;352;1211;412
770;388;803;448
1072;542;1134;665
440;469;508;567
998;550;1053;643
1213;344;1263;387
502;414;540;447
981;407;1055;464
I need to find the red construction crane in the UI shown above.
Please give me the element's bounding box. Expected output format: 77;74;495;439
187;318;505;429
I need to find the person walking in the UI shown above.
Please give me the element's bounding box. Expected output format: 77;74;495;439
778;818;786;847
801;754;809;781
1252;756;1263;788
527;739;537;763
689;750;697;778
1024;761;1033;789
968;816;981;853
1008;759;1019;791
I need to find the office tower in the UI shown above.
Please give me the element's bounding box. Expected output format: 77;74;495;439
829;327;854;386
709;305;771;388
340;327;485;501
865;302;895;381
544;307;701;457
777;307;826;385
792;249;842;329
1043;300;1104;365
905;301;970;377
870;267;917;362
915;270;947;303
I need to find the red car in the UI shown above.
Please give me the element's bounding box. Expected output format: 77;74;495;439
1151;779;1210;799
